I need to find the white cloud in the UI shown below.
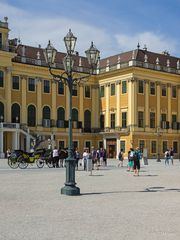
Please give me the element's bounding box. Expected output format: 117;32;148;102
115;31;178;55
0;2;179;58
0;1;112;57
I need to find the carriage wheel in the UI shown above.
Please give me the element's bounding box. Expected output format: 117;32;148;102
18;156;28;169
8;158;19;169
36;159;44;168
47;158;54;168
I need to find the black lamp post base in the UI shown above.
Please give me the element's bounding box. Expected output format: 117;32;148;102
61;185;80;196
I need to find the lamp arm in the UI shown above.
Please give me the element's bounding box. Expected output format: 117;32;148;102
73;73;91;83
49;66;68;83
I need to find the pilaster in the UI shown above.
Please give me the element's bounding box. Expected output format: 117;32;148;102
145;80;149;128
91;84;99;128
5;67;12;122
105;83;110;128
51;81;56;121
156;82;161;127
116;81;121;127
37;78;42;125
167;83;171;124
20;75;27;124
79;84;84;126
178;85;180;122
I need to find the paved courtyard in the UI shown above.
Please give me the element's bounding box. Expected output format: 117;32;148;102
0;158;180;240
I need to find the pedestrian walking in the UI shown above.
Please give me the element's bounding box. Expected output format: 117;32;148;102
118;148;124;167
165;149;170;165
52;146;59;168
169;147;174;165
82;149;89;170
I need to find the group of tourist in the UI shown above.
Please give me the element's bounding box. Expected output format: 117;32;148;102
118;147;142;176
74;147;107;170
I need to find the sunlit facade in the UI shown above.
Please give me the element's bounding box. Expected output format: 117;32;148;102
0;18;179;158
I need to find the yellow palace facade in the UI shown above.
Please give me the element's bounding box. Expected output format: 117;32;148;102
0;18;180;159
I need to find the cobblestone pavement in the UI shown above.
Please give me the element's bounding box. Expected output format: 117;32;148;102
0;158;180;240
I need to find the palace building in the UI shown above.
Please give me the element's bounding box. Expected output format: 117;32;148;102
0;18;180;159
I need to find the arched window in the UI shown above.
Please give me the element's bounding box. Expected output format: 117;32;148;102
0;102;4;121
72;108;78;121
84;110;91;130
27;105;36;126
43;106;50;119
57;107;65;121
12;103;20;123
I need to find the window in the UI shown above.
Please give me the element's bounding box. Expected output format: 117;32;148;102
84;110;91;130
59;141;65;149
99;141;103;149
138;80;144;94
173;142;178;153
28;78;35;91
151;141;156;153
0;71;4;87
73;141;78;149
27;105;36;126
100;114;104;129
150;82;155;95
100;86;104;97
122;112;127;128
120;141;125;153
139;140;145;151
57;107;65;121
43;106;50;119
0;102;4;120
138;111;144;128
12;76;20;90
161;114;166;121
44;80;50;93
163;141;168;153
111;113;115;129
110;83;115;96
58;82;64;95
150;112;155;128
72;84;77;96
85;141;91;152
172;114;177;123
162;85;167;96
85;86;91;98
11;103;20;123
172;86;177;98
122;81;127;94
72;109;78;121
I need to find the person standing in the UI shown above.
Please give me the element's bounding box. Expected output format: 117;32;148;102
169;147;174;165
74;148;80;170
118;148;124;167
82;149;89;171
52;146;59;168
133;147;141;176
127;148;134;171
164;149;170;165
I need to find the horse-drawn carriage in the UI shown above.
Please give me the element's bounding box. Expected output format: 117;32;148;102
8;148;68;169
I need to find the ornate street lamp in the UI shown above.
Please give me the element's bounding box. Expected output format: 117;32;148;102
44;29;100;196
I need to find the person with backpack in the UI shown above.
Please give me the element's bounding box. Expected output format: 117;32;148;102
118;148;124;167
133;147;141;176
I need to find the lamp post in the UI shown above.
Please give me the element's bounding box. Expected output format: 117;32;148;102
44;29;100;196
156;127;161;162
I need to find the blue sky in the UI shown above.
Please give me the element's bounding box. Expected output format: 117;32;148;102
0;0;180;58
